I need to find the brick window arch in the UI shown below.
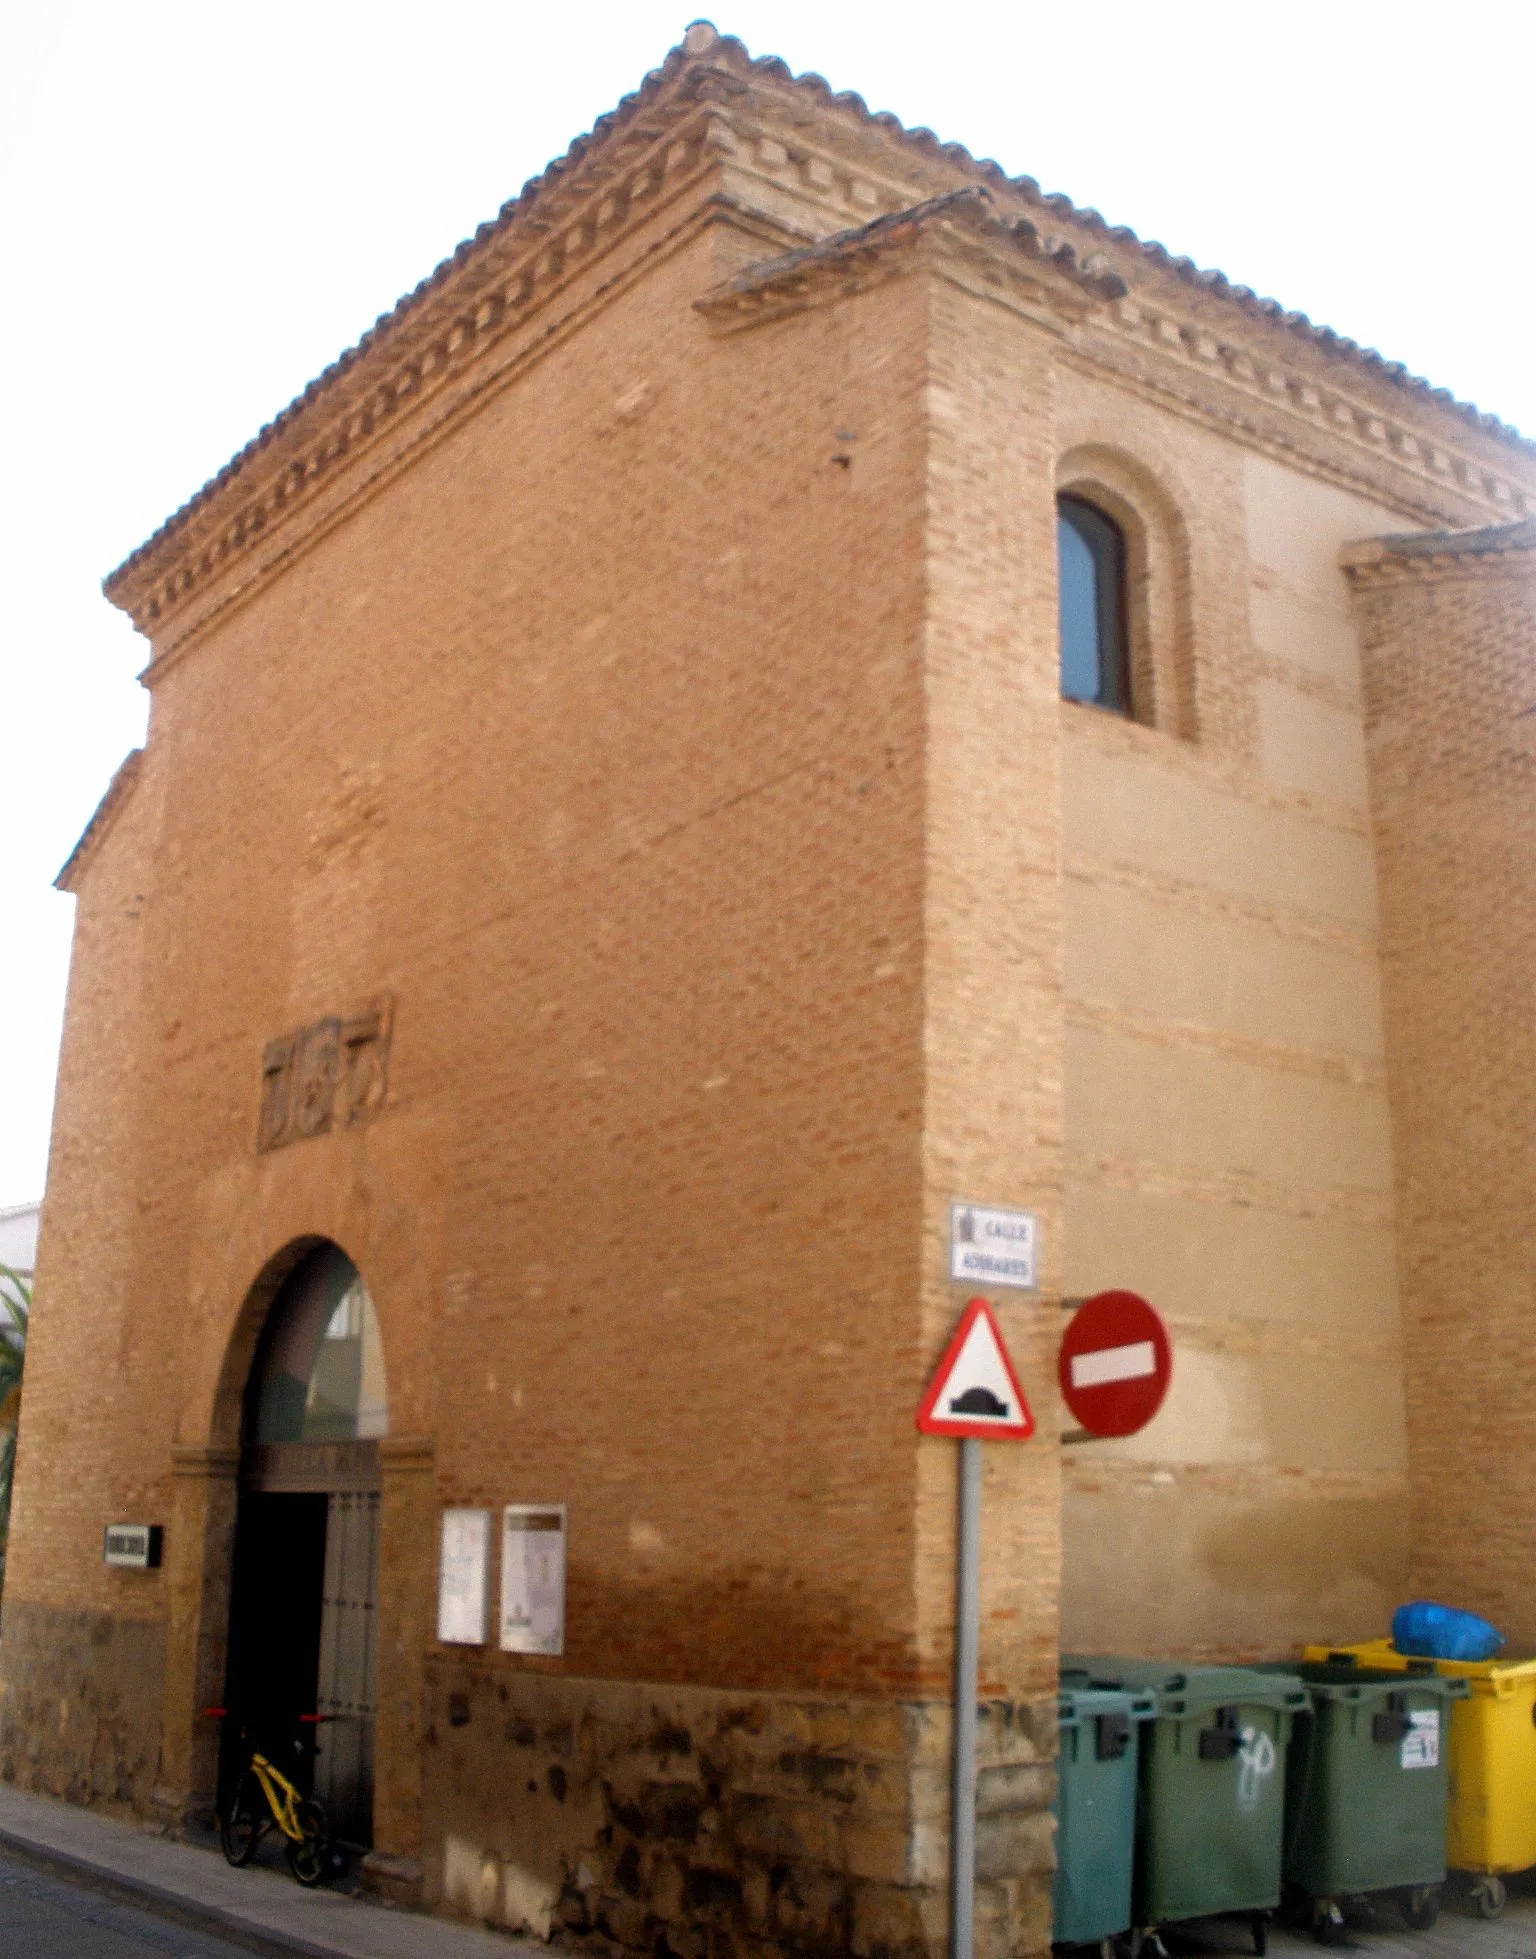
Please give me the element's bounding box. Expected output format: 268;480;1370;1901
1056;446;1197;740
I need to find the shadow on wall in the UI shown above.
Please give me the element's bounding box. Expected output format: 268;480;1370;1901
1061;1488;1407;1660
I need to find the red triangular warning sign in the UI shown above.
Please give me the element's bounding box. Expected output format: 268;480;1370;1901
917;1298;1034;1439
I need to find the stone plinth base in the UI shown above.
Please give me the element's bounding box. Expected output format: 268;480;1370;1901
421;1665;1056;1959
361;1848;427;1909
0;1600;166;1818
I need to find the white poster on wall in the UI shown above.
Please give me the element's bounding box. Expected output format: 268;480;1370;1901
500;1504;567;1656
436;1507;491;1645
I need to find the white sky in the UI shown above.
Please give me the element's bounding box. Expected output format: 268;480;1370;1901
1;0;1532;1210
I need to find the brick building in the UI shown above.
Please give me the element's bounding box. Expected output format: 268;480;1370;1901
5;24;1533;1958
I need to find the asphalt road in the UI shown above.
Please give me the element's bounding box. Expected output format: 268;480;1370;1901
0;1846;264;1958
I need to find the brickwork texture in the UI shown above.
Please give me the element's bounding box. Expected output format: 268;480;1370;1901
1347;529;1536;1642
5;23;1535;1959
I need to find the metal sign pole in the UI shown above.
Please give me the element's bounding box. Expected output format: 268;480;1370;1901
919;1295;1032;1959
952;1435;980;1959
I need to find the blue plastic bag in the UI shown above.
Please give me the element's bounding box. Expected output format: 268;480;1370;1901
1393;1600;1504;1662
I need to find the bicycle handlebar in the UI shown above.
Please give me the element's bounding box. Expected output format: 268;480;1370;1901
202;1707;337;1724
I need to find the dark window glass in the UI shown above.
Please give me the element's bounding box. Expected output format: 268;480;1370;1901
1058;495;1130;713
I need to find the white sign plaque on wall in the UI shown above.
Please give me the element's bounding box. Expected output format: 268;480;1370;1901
102;1523;162;1569
499;1504;567;1657
949;1202;1038;1291
436;1507;491;1645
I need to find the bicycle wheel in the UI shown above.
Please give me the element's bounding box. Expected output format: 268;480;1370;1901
285;1797;329;1887
219;1771;264;1867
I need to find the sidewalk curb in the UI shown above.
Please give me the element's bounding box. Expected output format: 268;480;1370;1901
0;1821;348;1958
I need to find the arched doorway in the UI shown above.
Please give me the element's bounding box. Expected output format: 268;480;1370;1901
223;1242;386;1851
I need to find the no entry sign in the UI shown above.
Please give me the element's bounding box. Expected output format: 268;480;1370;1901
1059;1290;1171;1438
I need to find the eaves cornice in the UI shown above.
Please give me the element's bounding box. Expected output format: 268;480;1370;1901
1086;296;1533;525
104;21;1536;656
105;64;739;646
687;29;1533;461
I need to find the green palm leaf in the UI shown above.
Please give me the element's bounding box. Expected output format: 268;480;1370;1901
0;1266;30;1578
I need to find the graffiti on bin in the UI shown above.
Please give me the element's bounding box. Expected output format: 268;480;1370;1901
1236;1725;1276;1814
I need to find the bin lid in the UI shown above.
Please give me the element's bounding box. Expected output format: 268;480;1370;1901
1303;1639;1536;1695
1280;1659;1468;1702
1058;1682;1158;1726
1063;1656;1308;1715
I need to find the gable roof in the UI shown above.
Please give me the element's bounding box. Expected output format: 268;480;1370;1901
1344;516;1536;578
55;748;143;894
1365;517;1536;560
103;21;1533;626
694;184;1129;324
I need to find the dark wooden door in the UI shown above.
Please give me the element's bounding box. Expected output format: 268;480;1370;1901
313;1490;380;1848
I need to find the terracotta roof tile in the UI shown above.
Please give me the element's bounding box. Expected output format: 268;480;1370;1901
104;21;1533;602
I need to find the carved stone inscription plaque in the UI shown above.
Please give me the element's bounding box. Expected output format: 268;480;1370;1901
258;996;393;1152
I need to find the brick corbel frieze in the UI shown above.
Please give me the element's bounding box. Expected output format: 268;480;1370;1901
108;44;922;665
106;105;743;661
103;26;1535;668
685;53;1535;524
1076;300;1535;531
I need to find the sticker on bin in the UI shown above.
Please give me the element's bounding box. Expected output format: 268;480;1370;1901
1402;1709;1439;1770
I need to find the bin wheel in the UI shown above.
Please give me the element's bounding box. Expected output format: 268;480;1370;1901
1471;1876;1506;1921
1399;1886;1441;1932
1251;1912;1269;1957
1312;1900;1347;1946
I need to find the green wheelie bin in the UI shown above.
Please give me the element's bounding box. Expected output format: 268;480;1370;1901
1054;1679;1157;1949
1306;1639;1536;1920
1065;1659;1307;1956
1277;1660;1467;1942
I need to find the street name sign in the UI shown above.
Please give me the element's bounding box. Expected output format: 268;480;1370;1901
948;1202;1038;1291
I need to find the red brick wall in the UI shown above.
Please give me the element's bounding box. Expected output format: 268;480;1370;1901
1349;534;1536;1640
15;222;939;1698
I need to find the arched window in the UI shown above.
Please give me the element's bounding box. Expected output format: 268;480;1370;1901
245;1244;388;1444
1058;494;1130;714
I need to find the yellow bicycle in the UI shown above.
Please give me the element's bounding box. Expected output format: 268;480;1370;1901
206;1708;330;1886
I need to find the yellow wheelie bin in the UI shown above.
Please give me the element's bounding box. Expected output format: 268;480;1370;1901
1306;1639;1536;1919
